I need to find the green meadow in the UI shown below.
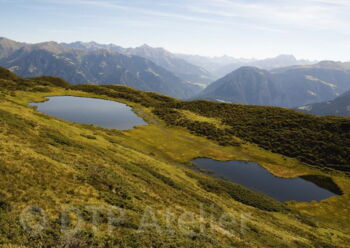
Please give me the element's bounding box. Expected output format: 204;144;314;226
0;68;349;247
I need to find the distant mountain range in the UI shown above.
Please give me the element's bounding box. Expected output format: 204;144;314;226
0;38;199;98
297;89;350;116
196;67;281;106
2;37;350;109
60;41;316;84
62;41;214;87
176;54;246;76
195;61;350;108
178;54;315;78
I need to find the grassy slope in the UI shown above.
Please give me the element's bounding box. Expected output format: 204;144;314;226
152;101;350;170
0;72;349;247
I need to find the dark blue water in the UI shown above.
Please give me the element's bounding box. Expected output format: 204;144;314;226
192;158;341;202
30;96;147;130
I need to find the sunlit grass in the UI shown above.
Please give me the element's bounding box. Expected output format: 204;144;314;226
0;77;350;247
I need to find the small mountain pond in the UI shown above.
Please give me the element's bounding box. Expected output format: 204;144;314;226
192;158;342;202
30;96;147;130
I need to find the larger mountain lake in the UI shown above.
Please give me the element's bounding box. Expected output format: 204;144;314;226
30;96;147;130
192;158;341;202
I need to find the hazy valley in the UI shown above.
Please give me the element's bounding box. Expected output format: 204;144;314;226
2;37;350;116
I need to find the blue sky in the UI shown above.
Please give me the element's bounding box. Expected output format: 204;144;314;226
1;0;349;60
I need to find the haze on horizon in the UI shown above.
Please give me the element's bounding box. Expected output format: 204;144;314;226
0;0;349;61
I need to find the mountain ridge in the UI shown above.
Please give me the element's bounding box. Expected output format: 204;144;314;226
62;41;214;86
0;38;198;99
195;62;350;107
297;88;350;116
178;53;316;78
61;40;317;83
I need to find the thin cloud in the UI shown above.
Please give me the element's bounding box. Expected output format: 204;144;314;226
27;0;349;34
32;0;127;9
3;0;349;59
187;0;350;34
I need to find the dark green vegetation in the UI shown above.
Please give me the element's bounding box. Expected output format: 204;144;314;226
0;66;18;80
300;175;343;195
153;101;350;171
3;66;349;170
185;170;288;212
1;68;350;247
152;108;240;147
64;87;350;170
